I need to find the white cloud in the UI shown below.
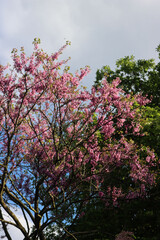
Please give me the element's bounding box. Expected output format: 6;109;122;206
0;0;27;37
1;0;160;71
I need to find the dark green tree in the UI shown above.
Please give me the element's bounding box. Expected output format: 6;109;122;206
95;45;160;157
65;45;160;240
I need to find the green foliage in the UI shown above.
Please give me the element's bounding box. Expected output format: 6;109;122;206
95;45;160;159
66;45;160;240
139;106;160;156
95;46;160;239
95;49;160;108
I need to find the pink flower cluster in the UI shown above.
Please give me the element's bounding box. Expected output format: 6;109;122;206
0;39;158;211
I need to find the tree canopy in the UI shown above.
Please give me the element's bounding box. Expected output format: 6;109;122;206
0;39;159;240
68;45;160;240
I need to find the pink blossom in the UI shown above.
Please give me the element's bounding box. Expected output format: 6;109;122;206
0;40;158;238
98;191;104;198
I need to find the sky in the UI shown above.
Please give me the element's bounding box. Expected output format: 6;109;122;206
0;0;160;239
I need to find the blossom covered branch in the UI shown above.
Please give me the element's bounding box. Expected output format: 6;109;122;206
0;39;159;239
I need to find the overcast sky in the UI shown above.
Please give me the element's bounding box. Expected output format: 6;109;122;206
1;0;160;239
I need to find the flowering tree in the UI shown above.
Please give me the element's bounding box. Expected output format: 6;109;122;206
0;39;158;240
